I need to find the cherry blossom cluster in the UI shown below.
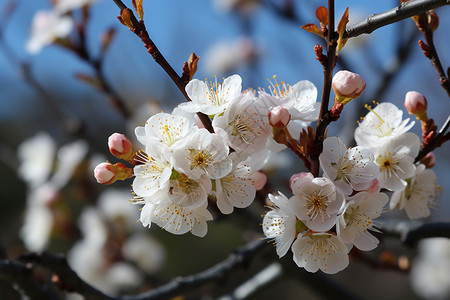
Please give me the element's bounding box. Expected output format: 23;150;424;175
95;74;320;237
95;70;441;274
263;92;441;274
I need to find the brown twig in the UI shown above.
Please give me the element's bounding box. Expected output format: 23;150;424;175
310;0;338;177
416;13;450;97
112;1;214;133
415;114;450;161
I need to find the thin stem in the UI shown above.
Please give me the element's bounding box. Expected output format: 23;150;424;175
415;114;450;161
310;0;338;177
111;1;214;133
417;14;450;97
344;0;450;39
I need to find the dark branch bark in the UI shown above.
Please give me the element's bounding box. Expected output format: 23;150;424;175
19;252;115;300
123;239;268;300
344;0;450;39
0;259;57;300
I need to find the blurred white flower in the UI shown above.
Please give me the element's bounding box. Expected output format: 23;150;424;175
203;37;257;75
123;234;166;273
55;0;100;14
26;10;73;54
20;195;53;251
97;189;140;229
17;132;56;188
213;0;261;14
411;238;450;300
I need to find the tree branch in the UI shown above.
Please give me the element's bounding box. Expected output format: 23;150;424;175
310;0;338;177
124;239;268;300
344;0;450;39
111;0;214;133
377;220;450;247
0;259;57;299
18;252;115;300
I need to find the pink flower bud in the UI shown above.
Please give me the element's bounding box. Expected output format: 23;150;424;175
251;171;267;191
332;70;365;102
364;179;380;194
108;133;133;160
94;162;116;184
269;106;291;127
404;91;428;120
420;152;435;168
289;172;310;191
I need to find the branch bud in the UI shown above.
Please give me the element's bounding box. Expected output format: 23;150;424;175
404;91;428;121
251;171;267;191
332;70;365;104
289;172;310;191
269;106;291;128
420;152;435;168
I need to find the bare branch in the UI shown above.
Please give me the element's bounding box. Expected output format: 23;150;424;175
0;259;57;299
19;252;115;300
344;0;449;39
124;239;268;300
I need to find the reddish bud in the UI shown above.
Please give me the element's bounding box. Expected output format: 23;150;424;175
108;133;133;160
269;106;291;128
251;171;267;191
94;162;133;185
332;70;365;104
404;91;428;121
364;179;380;194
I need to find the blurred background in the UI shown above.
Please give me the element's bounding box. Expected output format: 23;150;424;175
0;0;449;299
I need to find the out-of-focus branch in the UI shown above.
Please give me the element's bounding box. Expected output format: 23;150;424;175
0;259;57;299
110;0;214;133
216;263;282;300
18;252;115;300
125;239;269;300
344;0;449;39
378;220;450;246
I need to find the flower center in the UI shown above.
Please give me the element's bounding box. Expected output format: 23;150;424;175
364;104;393;137
304;190;330;221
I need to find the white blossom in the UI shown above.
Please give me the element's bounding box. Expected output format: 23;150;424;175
132;145;172;198
135;112;194;151
319;136;379;195
337;191;388;251
262;192;297;257
214;162;256;214
172;128;232;180
354;102;415;147
291;232;349;274
259;78;320;123
139;195;213;237
373;132;420;191
289;173;344;232
180;74;242;116
213;92;271;153
390;164;440;219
